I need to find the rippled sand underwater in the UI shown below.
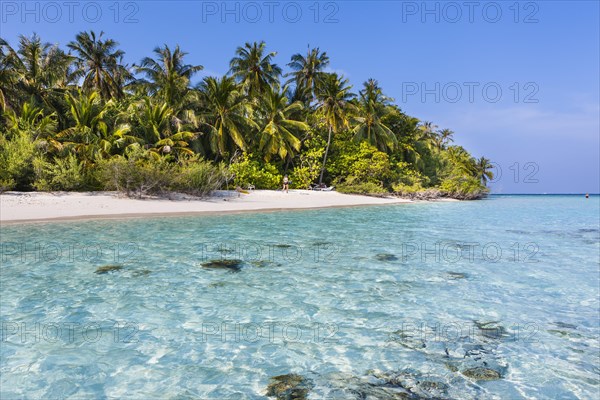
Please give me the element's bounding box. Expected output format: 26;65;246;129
1;195;599;399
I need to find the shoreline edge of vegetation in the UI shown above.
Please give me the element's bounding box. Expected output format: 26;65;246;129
1;33;494;201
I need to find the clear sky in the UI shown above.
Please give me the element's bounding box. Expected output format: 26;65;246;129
1;0;599;193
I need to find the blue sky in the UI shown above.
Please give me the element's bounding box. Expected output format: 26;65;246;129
1;0;599;193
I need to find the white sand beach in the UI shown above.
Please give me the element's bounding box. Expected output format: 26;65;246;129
0;190;421;224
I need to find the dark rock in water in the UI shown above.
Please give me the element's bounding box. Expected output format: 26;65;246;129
201;259;243;272
446;271;468;280
325;372;424;400
461;367;502;381
327;370;452;399
445;341;509;380
583;239;600;244
217;248;236;254
568;347;585;354
577;228;599;233
376;253;399;262
251;260;281;268
266;374;313;400
419;380;449;392
132;269;151;277
474;321;510;341
554;321;577;330
312;241;334;247
95;265;123;274
463;344;493;358
547;329;583;339
369;370;449;398
388;331;426;350
445;363;459;373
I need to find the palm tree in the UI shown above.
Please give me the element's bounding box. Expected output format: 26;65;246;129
68;31;130;100
256;86;309;161
229;41;282;99
286;47;329;105
446;145;476;177
315;73;355;184
352;79;397;152
437;128;454;150
5;100;57;137
417;121;438;143
197;76;257;158
57;90;129;162
131;98;195;158
475;156;494;186
134;45;203;111
0;35;74;113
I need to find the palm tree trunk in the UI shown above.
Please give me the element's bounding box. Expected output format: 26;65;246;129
319;125;332;184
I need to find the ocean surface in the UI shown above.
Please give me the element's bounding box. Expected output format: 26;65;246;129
1;195;599;399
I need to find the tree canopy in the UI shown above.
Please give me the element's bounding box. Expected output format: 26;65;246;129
0;32;492;199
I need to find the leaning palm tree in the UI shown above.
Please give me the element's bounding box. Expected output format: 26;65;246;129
352;79;397;152
197;76;257;158
68;31;130;100
134;44;203;111
475;156;494;186
315;73;355;184
286;47;329;105
256;86;309;162
229;41;282;99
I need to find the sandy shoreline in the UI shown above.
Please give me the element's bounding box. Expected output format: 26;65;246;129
0;190;444;224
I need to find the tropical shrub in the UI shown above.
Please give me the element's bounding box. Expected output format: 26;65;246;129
97;153;175;197
289;166;316;189
174;158;230;197
335;177;387;195
440;175;488;200
290;139;324;189
392;161;429;195
33;154;91;191
229;154;281;189
331;142;392;194
0;132;37;191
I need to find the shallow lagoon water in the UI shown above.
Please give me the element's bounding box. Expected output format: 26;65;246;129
1;195;599;399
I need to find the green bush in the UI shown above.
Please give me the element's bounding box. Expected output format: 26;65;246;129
290;137;324;189
33;154;91;191
175;158;230;197
392;161;429;195
440;175;488;200
335;178;388;195
0;132;37;191
290;166;317;189
331;142;392;185
97;153;175;198
229;154;282;189
330;142;392;195
392;182;424;195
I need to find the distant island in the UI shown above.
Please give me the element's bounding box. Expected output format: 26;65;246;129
0;32;493;200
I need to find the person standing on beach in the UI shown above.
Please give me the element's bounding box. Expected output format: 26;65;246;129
283;175;289;193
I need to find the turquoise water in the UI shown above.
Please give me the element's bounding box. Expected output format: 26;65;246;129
1;195;599;399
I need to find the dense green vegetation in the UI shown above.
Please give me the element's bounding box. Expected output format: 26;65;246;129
0;33;493;199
